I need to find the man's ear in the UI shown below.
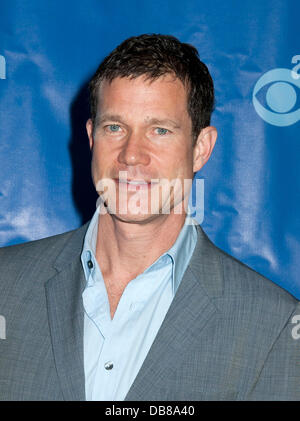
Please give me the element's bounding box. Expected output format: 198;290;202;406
193;126;217;173
86;118;94;150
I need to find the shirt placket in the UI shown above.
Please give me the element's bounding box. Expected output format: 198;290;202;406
91;289;134;400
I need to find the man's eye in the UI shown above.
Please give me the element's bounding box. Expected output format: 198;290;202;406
107;124;121;132
155;127;169;135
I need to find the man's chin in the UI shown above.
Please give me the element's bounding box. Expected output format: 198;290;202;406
97;195;187;223
106;210;166;224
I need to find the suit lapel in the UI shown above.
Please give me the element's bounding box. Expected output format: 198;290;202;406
44;223;89;401
125;225;224;400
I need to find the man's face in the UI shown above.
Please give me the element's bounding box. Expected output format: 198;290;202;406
86;74;215;223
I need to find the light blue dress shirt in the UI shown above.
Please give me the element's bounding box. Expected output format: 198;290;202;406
81;207;198;401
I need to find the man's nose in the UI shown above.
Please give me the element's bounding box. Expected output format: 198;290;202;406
117;131;150;167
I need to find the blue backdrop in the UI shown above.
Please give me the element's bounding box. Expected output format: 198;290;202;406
0;0;299;297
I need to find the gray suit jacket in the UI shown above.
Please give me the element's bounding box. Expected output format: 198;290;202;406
0;221;299;401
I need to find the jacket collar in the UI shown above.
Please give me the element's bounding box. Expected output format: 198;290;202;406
45;221;90;401
53;221;90;272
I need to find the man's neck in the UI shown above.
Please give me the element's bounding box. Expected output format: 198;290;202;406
95;210;186;281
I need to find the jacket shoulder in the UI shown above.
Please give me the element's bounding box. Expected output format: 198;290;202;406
0;228;77;261
198;227;299;309
221;246;297;304
0;223;88;289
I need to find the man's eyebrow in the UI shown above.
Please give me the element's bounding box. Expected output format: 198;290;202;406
145;118;181;129
95;115;181;129
96;114;124;125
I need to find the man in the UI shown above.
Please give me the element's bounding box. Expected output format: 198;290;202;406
0;34;299;401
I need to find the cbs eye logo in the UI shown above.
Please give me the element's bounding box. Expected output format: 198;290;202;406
252;57;300;127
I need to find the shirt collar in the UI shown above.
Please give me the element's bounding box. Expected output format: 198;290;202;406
165;212;198;295
80;206;100;282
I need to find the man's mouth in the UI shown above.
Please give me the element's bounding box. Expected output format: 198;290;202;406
114;178;158;190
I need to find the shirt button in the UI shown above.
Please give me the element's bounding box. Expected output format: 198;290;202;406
104;361;114;370
87;260;93;269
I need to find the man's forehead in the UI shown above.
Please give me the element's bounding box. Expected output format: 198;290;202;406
92;75;191;130
96;75;187;114
97;74;187;96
